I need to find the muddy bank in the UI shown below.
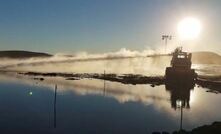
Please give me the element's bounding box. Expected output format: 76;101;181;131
18;72;221;91
196;78;221;93
153;121;221;134
19;72;165;85
172;121;221;134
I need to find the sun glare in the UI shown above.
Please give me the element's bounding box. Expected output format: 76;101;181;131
178;17;202;40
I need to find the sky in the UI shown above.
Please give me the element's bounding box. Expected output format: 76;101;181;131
0;0;220;54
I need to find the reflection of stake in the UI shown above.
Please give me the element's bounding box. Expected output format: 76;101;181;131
180;105;183;131
54;85;57;128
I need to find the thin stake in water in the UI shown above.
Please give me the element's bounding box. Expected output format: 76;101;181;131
103;70;106;96
54;84;57;128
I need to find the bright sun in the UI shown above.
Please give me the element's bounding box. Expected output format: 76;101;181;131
177;17;202;40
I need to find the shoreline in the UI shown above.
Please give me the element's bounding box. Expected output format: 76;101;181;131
16;71;221;92
0;69;220;92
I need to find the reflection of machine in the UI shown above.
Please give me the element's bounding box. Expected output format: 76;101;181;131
163;47;198;132
165;47;197;81
165;81;194;110
165;81;195;131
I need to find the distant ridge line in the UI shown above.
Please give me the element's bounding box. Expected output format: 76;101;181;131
0;50;52;58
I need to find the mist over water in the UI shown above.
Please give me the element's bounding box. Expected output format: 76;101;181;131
0;48;166;74
0;48;220;77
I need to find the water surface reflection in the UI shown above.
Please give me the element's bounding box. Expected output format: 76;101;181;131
0;73;220;134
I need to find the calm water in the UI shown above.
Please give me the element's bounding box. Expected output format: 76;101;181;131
0;73;220;134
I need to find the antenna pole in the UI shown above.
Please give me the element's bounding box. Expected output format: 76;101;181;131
162;35;172;54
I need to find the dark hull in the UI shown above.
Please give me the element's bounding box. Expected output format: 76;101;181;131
165;67;197;82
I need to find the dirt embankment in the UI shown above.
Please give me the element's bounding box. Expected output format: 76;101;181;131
19;71;221;92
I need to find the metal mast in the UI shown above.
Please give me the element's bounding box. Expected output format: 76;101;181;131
162;35;172;54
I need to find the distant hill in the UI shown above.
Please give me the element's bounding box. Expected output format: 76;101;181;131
0;50;52;59
192;51;221;64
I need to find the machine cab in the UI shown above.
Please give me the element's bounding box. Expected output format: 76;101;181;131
165;47;197;81
170;47;192;69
